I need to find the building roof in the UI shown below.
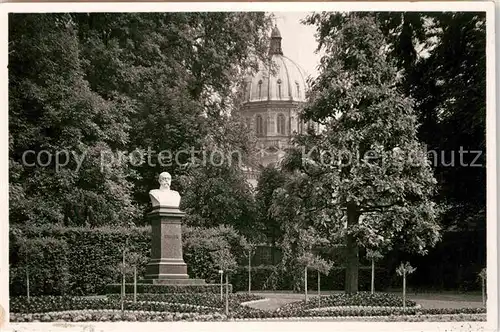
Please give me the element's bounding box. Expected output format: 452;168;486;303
242;25;308;103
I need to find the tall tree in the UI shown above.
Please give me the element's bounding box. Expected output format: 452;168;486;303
177;116;258;238
292;14;441;292
354;12;486;231
9;13;273;227
9;14;137;226
255;164;288;245
72;12;273;216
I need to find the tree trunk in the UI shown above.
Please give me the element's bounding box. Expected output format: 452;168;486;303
220;272;224;301
345;206;360;293
371;258;375;294
402;274;406;311
225;273;229;316
317;271;321;309
26;268;30;303
248;252;251;294
133;266;137;303
304;266;308;302
121;249;125;312
482;278;486;306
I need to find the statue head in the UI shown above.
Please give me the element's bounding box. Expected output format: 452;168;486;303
158;172;172;190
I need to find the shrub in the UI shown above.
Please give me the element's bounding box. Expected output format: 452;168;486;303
10;225;150;296
183;225;246;282
231;265;281;291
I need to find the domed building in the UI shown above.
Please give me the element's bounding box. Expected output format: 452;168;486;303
239;25;318;187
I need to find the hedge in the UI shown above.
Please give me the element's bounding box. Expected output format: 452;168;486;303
10;237;70;296
9;225;406;295
105;283;232;295
230;265;392;292
9;225;242;296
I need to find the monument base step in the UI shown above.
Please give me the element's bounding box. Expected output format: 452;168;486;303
142;278;206;285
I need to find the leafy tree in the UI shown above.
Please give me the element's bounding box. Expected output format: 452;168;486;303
396;261;416;310
72;13;273;216
366;249;384;294
255;164;288;245
376;12;486;232
9;14;138;226
307;11;486;232
9;13;273;229
288;15;441;293
297;250;333;303
309;256;333;308
240;238;257;294
125;251;148;303
177;136;258;237
182;225;246;282
478;267;486;305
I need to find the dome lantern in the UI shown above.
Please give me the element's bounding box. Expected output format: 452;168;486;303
269;24;283;56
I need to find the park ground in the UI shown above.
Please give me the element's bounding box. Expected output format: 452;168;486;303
240;291;484;311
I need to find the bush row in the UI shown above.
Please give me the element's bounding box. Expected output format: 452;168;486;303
10;225;393;297
230;266;392;292
10;225;244;296
104;283;232;295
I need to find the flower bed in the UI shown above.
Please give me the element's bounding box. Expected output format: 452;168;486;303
228;305;486;320
231;313;486;322
9;293;486;322
106;293;264;309
283;292;417;312
10;310;227;322
10;296;218;315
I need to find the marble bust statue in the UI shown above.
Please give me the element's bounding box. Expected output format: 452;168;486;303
149;172;181;208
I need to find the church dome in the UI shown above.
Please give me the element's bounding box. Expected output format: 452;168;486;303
242;25;308;103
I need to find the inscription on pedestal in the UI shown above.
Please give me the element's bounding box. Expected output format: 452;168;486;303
164;234;180;240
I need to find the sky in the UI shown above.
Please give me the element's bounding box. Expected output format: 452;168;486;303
273;12;324;79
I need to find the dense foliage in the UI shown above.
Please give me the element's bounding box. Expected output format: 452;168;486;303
9;11;487;294
9;13;272;230
302;11;486;290
254;165;288;245
270;15;440;293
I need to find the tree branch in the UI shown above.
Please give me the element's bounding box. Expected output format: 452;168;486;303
359;201;402;213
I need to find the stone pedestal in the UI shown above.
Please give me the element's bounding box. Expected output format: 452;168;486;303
144;206;204;285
